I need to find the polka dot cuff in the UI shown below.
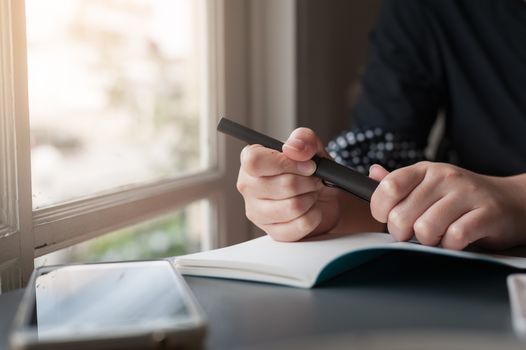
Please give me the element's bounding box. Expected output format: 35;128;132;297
326;127;425;174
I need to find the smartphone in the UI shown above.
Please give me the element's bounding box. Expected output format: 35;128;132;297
9;260;206;350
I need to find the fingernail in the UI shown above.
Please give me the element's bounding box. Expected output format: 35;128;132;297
297;160;316;175
285;138;305;152
369;164;379;174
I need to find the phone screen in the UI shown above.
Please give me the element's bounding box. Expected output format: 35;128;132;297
31;261;194;340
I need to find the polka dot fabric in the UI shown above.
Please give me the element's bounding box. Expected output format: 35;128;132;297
326;128;425;174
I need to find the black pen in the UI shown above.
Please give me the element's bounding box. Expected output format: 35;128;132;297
217;117;379;202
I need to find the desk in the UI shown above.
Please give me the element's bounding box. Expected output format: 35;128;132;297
0;251;523;349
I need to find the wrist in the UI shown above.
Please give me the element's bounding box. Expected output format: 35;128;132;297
329;191;385;234
501;173;526;244
505;173;526;206
508;173;526;191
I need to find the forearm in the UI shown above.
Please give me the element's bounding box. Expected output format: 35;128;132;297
329;191;386;234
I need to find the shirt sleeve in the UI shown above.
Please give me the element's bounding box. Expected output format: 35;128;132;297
327;0;445;173
351;0;445;149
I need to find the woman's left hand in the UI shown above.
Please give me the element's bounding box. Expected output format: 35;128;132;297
369;161;526;250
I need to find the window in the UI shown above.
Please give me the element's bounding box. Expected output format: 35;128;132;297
0;0;251;292
27;0;210;209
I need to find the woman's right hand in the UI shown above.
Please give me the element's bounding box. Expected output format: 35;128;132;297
236;128;341;241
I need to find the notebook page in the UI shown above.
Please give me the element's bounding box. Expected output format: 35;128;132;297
174;232;395;287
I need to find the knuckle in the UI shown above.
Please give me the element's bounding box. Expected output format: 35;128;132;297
448;223;466;239
413;219;438;245
444;224;468;250
442;166;463;181
240;144;255;163
416;160;432;169
236;170;256;196
236;180;246;194
241;145;263;174
411;160;431;173
387;209;413;241
388;208;406;229
423;162;444;180
413;218;432;237
380;177;402;198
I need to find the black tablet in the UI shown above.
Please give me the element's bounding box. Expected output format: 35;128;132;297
10;260;206;350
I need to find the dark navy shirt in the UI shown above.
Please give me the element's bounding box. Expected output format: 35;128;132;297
336;0;526;176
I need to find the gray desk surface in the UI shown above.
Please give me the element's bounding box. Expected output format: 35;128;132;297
0;251;524;349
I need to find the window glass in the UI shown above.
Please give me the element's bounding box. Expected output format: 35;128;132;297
26;0;209;209
35;200;209;266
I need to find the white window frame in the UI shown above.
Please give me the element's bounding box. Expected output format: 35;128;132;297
0;0;256;291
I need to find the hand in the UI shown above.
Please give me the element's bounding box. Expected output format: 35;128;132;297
369;161;526;250
237;128;341;241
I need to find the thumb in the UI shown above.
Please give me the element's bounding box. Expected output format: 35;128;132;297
369;164;390;182
282;127;327;162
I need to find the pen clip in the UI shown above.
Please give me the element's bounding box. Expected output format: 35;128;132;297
322;179;346;191
321;179;372;201
315;158;346;190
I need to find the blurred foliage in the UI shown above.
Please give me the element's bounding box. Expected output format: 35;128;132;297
39;204;203;266
72;212;188;263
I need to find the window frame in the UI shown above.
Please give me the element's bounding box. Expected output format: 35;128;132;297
0;0;34;289
0;0;251;291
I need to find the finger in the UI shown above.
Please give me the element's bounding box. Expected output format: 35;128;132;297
440;208;488;250
246;191;319;225
241;144;316;177
386;172;445;242
369;164;390;182
238;172;324;200
282;127;328;161
370;162;428;223
261;203;323;242
413;193;471;246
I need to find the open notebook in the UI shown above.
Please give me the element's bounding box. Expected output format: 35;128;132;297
173;232;526;289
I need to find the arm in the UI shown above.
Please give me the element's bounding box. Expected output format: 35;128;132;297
238;132;526;250
238;0;526;249
237;0;445;242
